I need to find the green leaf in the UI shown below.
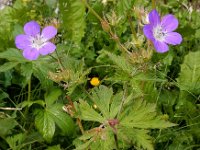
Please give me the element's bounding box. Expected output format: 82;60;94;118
120;100;176;129
119;127;154;150
0;118;17;137
35;109;55;142
47;145;61;150
109;91;123;118
59;0;86;43
77;99;104;123
6;133;26;150
177;51;200;94
0;48;27;62
33;58;55;88
20;100;45;108
20;62;33;86
116;0;135;16
48;104;75;136
105;51;133;75
91;85;113;118
0;62;19;72
45;88;62;106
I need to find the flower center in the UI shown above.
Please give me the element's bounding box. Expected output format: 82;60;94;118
153;25;167;41
30;34;47;50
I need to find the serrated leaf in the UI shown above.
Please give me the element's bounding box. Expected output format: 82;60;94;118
109;91;123;118
47;145;61;150
0;62;19;72
117;0;135;16
118;127;154;150
120;100;176;129
45;88;62;106
6;133;26;150
0;48;27;62
33;58;55;88
91;85;113;118
78;99;104;123
105;51;133;75
20;100;45;108
35;109;55;142
48;104;75;136
177;51;200;94
59;0;86;43
20;62;33;86
0;118;17;137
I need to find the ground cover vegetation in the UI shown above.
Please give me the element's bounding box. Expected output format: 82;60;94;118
0;0;200;149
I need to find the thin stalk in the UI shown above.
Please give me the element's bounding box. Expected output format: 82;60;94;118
55;49;65;71
152;0;156;9
117;83;127;118
24;76;32;126
82;0;131;55
66;96;85;134
81;0;103;21
127;13;137;40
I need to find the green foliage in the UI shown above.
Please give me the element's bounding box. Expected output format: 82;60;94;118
74;86;175;149
0;0;199;149
177;50;200;94
34;88;75;142
59;0;86;43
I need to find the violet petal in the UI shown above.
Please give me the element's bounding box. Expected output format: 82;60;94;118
41;26;57;41
161;14;178;32
164;32;182;45
23;48;40;60
153;40;169;53
24;21;40;36
39;42;56;55
143;24;154;40
15;34;30;50
149;9;160;26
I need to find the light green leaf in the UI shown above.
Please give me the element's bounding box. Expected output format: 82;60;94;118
46;145;61;150
120;100;176;129
6;133;26;150
119;127;154;150
109;91;123;118
20;100;45;108
78;99;104;123
59;0;86;43
0;62;19;72
91;85;113;118
105;51;133;75
0;48;26;62
0;118;17;137
35;109;55;142
45;88;62;106
177;51;200;93
48;104;75;136
20;62;33;86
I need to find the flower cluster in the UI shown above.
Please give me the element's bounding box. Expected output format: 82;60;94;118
143;10;182;53
15;21;57;60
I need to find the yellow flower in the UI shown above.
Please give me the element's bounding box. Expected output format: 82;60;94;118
90;77;100;86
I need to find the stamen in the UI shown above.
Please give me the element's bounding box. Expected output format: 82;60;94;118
30;35;47;50
153;25;167;41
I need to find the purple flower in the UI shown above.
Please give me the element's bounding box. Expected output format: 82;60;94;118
143;10;182;53
15;21;57;60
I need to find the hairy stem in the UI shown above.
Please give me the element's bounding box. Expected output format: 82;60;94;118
66;96;85;134
152;0;156;9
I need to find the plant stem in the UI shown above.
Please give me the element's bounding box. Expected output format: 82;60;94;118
82;0;131;55
24;76;32;126
117;83;127;118
81;0;103;21
127;13;137;40
66;96;85;134
152;0;156;9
